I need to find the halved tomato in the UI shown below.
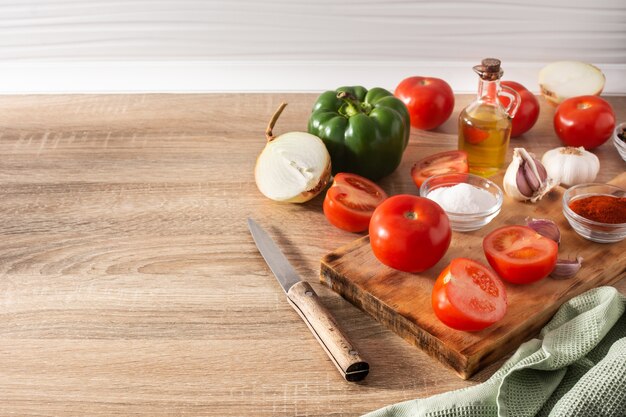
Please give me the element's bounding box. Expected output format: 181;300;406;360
483;225;558;284
411;150;469;188
323;173;388;232
432;258;507;331
462;125;490;145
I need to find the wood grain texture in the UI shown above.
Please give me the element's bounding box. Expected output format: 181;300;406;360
321;174;626;379
0;93;624;416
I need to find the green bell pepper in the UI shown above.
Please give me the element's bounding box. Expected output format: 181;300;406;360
307;86;410;181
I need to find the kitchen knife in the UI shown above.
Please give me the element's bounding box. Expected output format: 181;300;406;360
247;218;369;382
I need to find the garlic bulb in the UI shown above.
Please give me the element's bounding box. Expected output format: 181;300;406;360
541;147;599;187
255;103;332;203
503;148;558;202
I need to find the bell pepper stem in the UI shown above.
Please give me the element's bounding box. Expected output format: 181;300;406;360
266;102;288;142
337;92;362;118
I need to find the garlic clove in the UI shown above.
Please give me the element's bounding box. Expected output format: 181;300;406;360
522;160;542;192
526;218;561;246
535;159;548;182
516;164;534;197
550;257;583;280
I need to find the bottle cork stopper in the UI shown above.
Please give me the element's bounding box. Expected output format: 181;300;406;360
473;58;504;81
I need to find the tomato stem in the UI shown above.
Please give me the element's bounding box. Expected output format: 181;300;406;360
404;211;418;220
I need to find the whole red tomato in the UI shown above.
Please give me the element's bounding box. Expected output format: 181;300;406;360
369;195;451;273
500;81;540;137
554;95;615;149
394;77;454;130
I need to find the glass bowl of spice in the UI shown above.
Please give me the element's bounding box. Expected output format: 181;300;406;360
614;122;626;162
420;173;503;232
562;183;626;243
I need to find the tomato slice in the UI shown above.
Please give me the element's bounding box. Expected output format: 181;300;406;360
483;225;558;284
411;150;469;188
462;125;490;145
432;258;507;331
323;173;388;232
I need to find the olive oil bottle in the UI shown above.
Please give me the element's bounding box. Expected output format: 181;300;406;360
459;59;520;177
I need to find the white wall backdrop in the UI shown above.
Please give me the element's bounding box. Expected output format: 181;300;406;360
1;0;625;93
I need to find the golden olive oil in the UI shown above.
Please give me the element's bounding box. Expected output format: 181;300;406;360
458;104;512;177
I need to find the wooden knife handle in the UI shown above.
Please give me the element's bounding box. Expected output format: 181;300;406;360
286;281;369;382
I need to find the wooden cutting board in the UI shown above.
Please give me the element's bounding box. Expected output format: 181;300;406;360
320;173;626;379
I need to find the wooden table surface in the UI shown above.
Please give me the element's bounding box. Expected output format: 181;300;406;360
0;93;624;416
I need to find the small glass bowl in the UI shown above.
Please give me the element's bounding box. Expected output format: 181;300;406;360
562;183;626;243
614;122;626;162
420;173;503;232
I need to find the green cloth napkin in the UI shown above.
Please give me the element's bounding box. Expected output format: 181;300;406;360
364;286;626;417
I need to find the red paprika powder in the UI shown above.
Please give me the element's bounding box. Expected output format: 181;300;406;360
569;195;626;224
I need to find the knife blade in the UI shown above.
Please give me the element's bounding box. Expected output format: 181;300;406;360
247;218;369;382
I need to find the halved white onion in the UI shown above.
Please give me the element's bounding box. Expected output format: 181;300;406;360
539;61;605;106
254;103;331;203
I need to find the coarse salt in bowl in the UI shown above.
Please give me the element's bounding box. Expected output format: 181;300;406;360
420;173;503;232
